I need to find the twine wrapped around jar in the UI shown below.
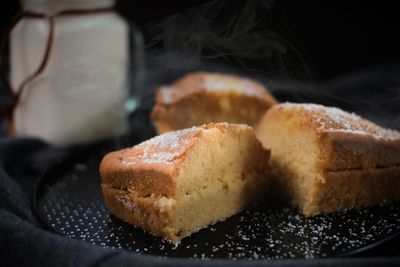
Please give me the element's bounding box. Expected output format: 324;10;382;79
0;0;137;145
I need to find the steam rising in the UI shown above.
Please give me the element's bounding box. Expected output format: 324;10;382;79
141;0;400;130
145;0;310;80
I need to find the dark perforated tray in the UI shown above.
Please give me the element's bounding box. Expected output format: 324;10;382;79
33;137;400;260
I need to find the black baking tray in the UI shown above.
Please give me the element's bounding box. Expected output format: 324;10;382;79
32;111;400;261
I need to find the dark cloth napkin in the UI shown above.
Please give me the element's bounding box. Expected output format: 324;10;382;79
2;64;400;266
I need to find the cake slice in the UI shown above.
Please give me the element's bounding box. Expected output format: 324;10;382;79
255;103;400;217
151;72;277;134
100;123;270;243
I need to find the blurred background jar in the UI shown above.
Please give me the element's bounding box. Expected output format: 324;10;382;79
9;0;143;145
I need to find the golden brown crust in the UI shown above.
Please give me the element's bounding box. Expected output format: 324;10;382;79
201;121;251;132
100;123;270;242
259;103;400;171
99;123;254;198
256;102;400;216
318;131;400;171
151;72;277;133
307;165;400;216
100;127;202;197
155;72;276;105
102;185;178;242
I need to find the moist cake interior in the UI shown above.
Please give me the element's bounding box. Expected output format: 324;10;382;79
101;123;270;243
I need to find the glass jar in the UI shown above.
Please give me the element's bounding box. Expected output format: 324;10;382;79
9;0;143;145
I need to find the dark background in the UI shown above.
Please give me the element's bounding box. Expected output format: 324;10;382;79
1;0;400;81
1;0;400;262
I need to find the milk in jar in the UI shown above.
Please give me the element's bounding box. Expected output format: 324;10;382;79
10;0;129;145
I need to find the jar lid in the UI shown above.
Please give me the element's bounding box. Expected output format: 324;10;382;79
22;0;115;14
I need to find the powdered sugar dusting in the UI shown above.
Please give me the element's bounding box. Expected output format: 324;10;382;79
203;79;226;91
282;103;400;140
121;127;201;165
158;72;270;104
203;75;267;98
158;86;175;104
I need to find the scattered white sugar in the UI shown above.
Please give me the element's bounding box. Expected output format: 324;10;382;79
121;127;200;165
48;168;400;260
